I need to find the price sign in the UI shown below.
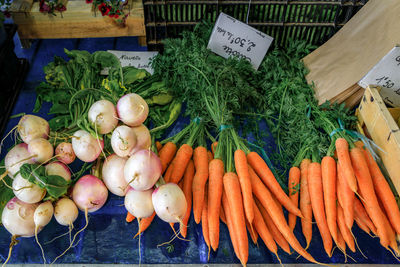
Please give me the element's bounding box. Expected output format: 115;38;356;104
107;50;158;74
359;46;400;107
207;12;273;70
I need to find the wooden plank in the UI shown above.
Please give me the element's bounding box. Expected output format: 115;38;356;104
358;85;400;194
9;0;33;12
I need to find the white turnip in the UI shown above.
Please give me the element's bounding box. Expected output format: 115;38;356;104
124;188;154;218
71;130;104;162
28;138;54;164
45;161;71;181
129;124;151;155
102;154;128;196
88;99;118;134
18;115;50;144
34;201;54;264
72;175;108;213
124;149;161;191
13;174;46;204
54;198;78;226
111;125;137;157
117;93;149;127
55;142;75;164
152;183;187;223
4;143;35;177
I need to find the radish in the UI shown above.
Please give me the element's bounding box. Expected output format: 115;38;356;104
28;138;54;164
129;124;151;155
55;142;76;164
34;201;54;264
124;188;154;218
117;93;149;127
111;125;137;157
54;198;78;226
124;149;162;191
18;114;50;144
45;161;71;181
88;99;118;134
72;175;108;213
71;130;104;162
102;154;128;196
152;183;187;223
4;143;35;177
1;197;39;265
13;173;46;204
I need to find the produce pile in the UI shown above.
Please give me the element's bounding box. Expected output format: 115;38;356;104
1;22;400;265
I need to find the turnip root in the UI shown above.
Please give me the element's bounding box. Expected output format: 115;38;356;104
111;125;137;158
124;149;161;191
102;154;128;196
152;183;187;223
18;114;50;144
54;198;78;226
28;138;54;164
124;188;154;218
117;93;149;127
72;175;108;213
129;124;151;155
45;161;71;181
55;142;75;164
71;130;104;162
4;143;35;177
88;99;118;134
13;174;46;204
34;201;54;264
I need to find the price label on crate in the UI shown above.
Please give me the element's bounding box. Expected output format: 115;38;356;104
207;13;273;70
106;50;159;74
359;46;400;107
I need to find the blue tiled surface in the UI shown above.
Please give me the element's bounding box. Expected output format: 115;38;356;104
0;34;398;264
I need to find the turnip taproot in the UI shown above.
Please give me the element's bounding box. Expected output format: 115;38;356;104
28;138;54;164
111;125;137;157
124;188;154;218
152;183;187;223
18;115;50;144
34;201;54;264
12;174;46;204
117;93;149;127
72;175;108;213
88;99;118;134
129;124;151;155
45;161;71;181
102;154;128;196
55;142;75;164
4;143;35;177
71;130;104;162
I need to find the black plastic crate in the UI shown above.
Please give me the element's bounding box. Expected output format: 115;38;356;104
143;0;368;50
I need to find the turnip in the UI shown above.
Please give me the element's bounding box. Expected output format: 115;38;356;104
124;188;154;218
4;143;35;177
152;183;187;223
45;161;71;181
129;124;151;155
1;197;39;265
72;175;108;213
34;201;54;264
71;130;104;162
55;142;76;164
88;99;118;134
12;173;46;204
124;149;162;191
28;138;54;164
111;125;137;157
102;154;128;196
18;114;50;144
117;93;149;127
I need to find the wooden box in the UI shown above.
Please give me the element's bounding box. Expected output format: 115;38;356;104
356;85;400;194
9;0;146;47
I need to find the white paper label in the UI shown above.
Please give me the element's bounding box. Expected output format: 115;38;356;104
107;50;158;74
358;46;400;107
207;13;273;70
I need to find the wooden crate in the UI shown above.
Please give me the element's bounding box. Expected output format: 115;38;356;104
9;0;146;46
356;85;400;194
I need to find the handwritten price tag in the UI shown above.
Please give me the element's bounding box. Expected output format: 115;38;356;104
207;13;273;70
359;46;400;107
107;50;158;74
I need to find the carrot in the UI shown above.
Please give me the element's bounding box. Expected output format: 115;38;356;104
337;204;355;253
350;147;389;248
170;144;193;184
223;172;248;266
192;146;209;224
235;150;254;228
164;158;175;183
246;219;258;245
207;150;213;162
249;167;317;263
337;162;354;229
207;158;224;251
180;160;194;238
380;203;400;255
288;166;300;231
354;215;371;235
159;141;177;173
299;158;313;248
308;162;333;257
336;228;347;254
353;197;377;236
134;212;156;238
156;141;163;152
202;184;211;258
222;190;240;260
321;156;337;243
335;138;357;193
220;205;227;225
211;141;218;157
126;212;135;223
247;152;302;217
358;143;400;235
255;197;291;255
